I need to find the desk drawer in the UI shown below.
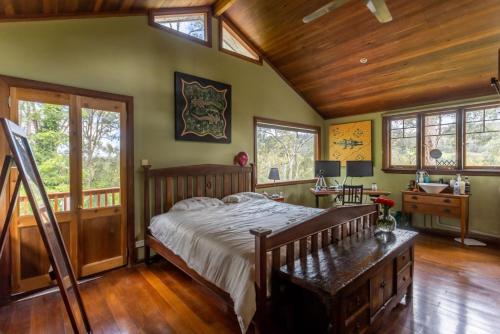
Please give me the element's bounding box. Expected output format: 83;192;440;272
403;202;461;218
404;194;460;207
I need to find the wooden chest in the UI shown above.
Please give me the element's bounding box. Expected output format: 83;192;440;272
276;229;417;334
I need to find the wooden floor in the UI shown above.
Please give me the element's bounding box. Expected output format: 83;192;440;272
0;234;499;334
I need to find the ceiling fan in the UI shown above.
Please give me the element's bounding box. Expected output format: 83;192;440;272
303;0;393;24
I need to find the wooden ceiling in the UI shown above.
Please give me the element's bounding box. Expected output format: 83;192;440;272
1;0;500;118
226;0;500;118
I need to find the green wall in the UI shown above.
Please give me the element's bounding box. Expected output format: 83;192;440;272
325;99;500;238
0;16;323;243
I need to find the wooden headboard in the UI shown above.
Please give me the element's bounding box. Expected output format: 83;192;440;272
143;164;255;232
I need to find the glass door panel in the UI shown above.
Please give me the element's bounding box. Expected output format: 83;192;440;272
81;108;121;209
17;99;71;214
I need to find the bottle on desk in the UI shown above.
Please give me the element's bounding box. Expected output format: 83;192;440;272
464;176;471;194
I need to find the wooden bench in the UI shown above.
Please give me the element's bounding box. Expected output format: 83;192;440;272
276;229;417;334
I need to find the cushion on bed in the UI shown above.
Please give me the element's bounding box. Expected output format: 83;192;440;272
170;197;224;212
221;192;268;204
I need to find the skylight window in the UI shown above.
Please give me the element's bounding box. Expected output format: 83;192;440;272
149;7;211;47
220;19;261;64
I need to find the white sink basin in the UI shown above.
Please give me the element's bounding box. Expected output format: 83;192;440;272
418;183;448;194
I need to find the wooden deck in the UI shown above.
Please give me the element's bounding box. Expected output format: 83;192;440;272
0;233;499;334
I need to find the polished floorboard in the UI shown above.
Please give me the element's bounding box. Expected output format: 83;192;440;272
0;234;499;334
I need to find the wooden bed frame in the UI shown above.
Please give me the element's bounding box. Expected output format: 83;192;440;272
143;164;378;333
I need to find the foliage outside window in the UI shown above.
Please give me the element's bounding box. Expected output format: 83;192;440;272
149;8;211;47
383;103;500;174
388;116;417;168
423;111;457;168
18;101;121;214
465;106;500;168
255;118;320;186
220;19;261;64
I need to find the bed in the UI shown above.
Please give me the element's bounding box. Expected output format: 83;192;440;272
143;164;378;333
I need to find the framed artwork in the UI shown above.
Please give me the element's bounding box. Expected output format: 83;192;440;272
328;120;372;166
174;71;231;143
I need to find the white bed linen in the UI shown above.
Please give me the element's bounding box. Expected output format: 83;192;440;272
149;196;323;333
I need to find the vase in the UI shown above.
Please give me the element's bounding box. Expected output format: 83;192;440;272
377;210;397;233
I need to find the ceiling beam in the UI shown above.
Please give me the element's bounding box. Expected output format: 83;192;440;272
93;0;104;12
120;0;135;11
3;0;15;16
213;0;237;17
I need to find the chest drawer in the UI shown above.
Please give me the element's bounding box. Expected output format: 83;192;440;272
397;264;412;291
344;282;370;319
403;202;461;218
345;307;369;334
404;194;460;207
396;248;411;272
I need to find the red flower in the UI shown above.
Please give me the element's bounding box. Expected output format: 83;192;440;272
374;197;395;208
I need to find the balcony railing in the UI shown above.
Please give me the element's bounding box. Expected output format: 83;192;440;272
18;187;120;216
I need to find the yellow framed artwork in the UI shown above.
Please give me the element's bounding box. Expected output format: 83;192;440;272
328;120;372;166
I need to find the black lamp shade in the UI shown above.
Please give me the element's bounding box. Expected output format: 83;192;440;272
268;168;280;181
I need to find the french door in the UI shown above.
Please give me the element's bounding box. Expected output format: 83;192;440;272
8;87;127;293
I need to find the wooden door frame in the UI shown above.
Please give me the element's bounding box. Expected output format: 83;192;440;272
0;74;135;302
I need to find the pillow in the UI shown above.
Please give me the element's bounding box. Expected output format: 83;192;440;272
170;197;224;212
222;192;268;204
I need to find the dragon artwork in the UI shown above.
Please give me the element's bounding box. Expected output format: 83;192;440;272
175;72;231;143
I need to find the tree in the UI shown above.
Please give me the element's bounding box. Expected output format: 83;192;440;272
256;127;315;184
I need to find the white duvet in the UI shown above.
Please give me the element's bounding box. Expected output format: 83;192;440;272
149;196;323;333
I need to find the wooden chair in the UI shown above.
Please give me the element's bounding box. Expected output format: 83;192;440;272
341;185;364;205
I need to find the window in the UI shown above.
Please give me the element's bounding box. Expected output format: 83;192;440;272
255;118;320;186
465;106;500;168
383;103;500;174
219;18;262;64
388;116;417;168
423;111;458;169
149;7;211;47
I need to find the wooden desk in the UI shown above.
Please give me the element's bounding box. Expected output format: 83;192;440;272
277;229;417;334
310;188;391;208
401;191;470;244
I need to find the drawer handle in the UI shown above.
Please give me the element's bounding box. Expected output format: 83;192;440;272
443;199;451;203
411;196;418;200
412;204;418;209
403;276;407;282
380;281;386;288
443;208;451;213
402;255;406;261
356;296;361;305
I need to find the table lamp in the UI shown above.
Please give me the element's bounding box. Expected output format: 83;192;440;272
268;168;280;198
268;168;280;183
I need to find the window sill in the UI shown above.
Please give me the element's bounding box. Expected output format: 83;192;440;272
255;179;317;189
382;168;500;176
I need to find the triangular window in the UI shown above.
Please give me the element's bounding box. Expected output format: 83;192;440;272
220;19;261;64
149;7;211;47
